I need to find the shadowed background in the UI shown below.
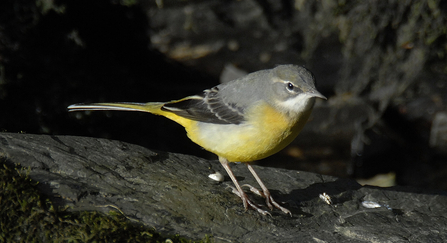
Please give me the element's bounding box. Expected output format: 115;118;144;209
1;0;447;189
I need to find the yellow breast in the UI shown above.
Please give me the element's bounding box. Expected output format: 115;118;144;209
185;102;313;162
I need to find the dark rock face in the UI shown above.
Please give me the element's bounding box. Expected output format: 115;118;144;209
1;132;447;242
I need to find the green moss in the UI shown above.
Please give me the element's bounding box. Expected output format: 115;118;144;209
0;163;213;243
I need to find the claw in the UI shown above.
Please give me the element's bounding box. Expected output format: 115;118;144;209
219;157;291;216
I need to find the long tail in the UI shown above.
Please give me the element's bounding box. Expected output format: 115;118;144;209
67;102;193;127
67;102;165;114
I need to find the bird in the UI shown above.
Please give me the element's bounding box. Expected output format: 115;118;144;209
68;64;326;216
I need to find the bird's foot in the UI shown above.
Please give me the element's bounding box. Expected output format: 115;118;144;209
242;184;292;216
229;186;271;216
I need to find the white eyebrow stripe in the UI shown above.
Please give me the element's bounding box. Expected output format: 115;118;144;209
271;76;287;83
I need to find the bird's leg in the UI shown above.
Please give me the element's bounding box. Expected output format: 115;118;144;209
246;163;292;216
218;156;270;216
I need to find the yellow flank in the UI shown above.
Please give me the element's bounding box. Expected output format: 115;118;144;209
183;102;313;162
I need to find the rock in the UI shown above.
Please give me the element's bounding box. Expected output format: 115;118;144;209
1;132;447;242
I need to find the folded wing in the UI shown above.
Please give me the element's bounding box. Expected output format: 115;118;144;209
162;87;246;125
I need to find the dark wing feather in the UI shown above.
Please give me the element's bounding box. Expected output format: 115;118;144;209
161;87;245;125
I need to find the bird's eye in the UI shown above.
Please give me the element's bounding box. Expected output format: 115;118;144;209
287;82;294;91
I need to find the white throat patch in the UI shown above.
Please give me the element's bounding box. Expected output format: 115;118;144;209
276;93;315;114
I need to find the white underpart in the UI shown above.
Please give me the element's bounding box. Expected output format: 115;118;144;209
195;122;254;152
276;93;315;113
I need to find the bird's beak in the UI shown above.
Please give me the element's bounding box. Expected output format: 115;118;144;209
309;90;327;100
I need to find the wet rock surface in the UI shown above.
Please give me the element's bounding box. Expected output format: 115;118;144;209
1;132;446;242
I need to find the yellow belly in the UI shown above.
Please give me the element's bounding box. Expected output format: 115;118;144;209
185;102;312;162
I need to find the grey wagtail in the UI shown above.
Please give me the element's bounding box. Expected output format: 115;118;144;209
68;64;326;215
